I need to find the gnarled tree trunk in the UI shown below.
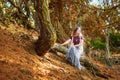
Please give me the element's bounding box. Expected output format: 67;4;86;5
50;0;69;43
34;0;56;56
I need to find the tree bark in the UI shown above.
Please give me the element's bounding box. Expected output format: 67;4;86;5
50;0;69;43
51;17;69;43
34;0;56;56
50;43;68;54
105;26;112;66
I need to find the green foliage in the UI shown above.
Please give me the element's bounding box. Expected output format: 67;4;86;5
91;39;105;50
91;33;120;51
110;33;120;47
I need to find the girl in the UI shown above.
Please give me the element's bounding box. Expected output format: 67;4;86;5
62;27;84;69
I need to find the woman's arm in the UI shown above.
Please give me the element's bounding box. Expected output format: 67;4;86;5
61;39;71;46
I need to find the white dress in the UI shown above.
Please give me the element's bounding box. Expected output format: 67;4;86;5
66;36;84;69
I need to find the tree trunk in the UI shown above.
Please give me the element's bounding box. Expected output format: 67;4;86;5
105;26;111;66
50;0;69;43
34;0;56;56
51;17;69;43
50;43;68;54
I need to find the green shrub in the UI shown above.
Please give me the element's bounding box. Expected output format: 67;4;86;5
110;33;120;47
90;33;120;50
91;39;105;50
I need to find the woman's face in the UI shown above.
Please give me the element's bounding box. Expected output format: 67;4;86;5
75;32;79;36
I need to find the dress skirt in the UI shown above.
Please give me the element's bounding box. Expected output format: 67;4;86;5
66;46;83;69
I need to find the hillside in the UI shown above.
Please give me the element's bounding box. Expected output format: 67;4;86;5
0;23;120;80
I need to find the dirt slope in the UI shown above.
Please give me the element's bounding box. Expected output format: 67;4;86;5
0;24;119;80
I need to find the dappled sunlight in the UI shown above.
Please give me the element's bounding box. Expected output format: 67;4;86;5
0;20;120;80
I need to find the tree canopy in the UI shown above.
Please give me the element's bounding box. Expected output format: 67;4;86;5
0;0;120;56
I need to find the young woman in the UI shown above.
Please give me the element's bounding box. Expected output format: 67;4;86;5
61;27;84;69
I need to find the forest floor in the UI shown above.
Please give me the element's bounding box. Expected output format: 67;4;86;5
0;23;120;80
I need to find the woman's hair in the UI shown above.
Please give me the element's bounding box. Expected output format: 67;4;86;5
71;27;81;36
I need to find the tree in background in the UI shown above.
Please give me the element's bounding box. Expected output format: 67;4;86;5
99;0;120;65
34;0;56;56
0;0;34;28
